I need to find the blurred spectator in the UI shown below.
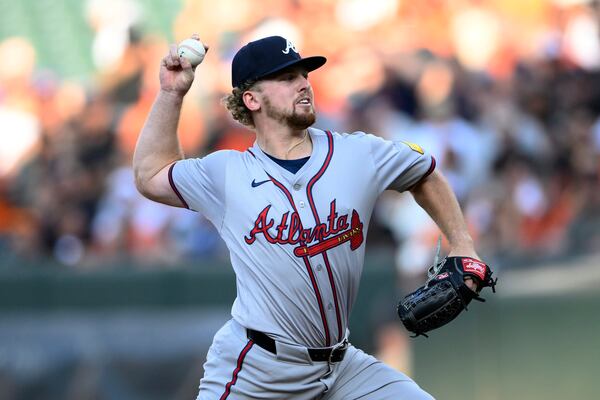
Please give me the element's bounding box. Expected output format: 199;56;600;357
0;0;599;270
0;37;40;178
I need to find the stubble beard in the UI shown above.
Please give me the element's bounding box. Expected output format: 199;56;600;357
263;97;316;130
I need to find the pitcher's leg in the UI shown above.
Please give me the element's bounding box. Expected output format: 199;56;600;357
323;345;434;400
197;320;252;400
197;320;328;400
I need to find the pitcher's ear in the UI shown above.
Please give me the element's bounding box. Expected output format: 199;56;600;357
243;90;261;111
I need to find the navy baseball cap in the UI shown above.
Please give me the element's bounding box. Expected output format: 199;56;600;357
231;36;326;88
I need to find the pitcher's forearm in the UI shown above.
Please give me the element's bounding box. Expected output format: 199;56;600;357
133;90;186;186
410;171;476;256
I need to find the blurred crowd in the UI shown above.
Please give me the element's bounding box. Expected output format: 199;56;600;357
1;0;599;272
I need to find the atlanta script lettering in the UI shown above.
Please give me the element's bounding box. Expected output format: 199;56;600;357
244;200;364;256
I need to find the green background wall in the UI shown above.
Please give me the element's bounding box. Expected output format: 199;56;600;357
1;260;597;399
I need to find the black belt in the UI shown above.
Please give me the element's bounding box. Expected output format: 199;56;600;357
246;329;347;363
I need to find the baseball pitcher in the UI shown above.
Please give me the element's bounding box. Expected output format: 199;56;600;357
133;34;495;400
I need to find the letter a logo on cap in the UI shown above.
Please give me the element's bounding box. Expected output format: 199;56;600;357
282;40;298;55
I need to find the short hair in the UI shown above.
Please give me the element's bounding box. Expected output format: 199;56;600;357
222;80;260;128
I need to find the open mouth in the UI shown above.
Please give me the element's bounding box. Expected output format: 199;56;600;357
296;98;312;109
296;98;312;106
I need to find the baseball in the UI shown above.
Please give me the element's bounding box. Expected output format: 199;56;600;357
178;38;206;67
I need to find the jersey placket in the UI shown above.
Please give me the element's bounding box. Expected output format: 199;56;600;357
292;178;343;347
302;131;343;345
268;174;333;346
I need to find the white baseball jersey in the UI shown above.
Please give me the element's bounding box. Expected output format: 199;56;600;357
170;128;435;348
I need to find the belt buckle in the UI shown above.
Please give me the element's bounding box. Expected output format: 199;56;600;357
328;338;348;363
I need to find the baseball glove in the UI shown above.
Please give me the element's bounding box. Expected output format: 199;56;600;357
397;256;497;337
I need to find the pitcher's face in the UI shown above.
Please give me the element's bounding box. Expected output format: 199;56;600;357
258;67;316;130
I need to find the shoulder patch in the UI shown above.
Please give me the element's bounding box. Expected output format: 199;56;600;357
401;141;424;154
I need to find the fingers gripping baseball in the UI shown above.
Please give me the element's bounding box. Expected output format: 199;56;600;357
159;36;207;96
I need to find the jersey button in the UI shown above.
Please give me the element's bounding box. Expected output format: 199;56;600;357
299;201;305;208
293;184;301;191
316;264;322;271
327;303;333;310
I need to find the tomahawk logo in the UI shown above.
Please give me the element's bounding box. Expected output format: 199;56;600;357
244;200;364;257
282;39;298;55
